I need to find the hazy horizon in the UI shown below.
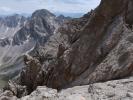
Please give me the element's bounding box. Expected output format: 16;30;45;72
0;0;101;17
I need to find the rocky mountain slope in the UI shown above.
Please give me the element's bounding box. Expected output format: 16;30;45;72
0;9;69;89
0;14;26;38
10;77;133;100
1;0;133;99
19;0;133;90
0;14;27;88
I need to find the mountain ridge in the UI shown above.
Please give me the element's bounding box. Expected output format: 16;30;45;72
0;9;70;89
1;1;133;99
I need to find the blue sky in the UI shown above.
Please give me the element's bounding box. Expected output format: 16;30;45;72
0;0;101;17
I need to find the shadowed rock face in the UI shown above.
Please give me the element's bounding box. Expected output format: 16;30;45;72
126;0;133;27
2;0;133;99
18;0;133;91
41;0;133;89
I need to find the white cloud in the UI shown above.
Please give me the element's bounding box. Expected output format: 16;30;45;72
0;6;17;15
0;7;12;12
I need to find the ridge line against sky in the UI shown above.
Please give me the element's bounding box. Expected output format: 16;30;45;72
0;0;101;17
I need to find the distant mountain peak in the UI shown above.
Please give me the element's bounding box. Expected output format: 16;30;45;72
32;9;55;18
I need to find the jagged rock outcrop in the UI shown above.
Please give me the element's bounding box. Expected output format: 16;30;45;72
12;9;59;45
18;0;133;91
0;38;11;47
2;0;133;99
20;77;133;100
0;10;70;89
0;14;26;28
0;14;26;39
1;77;133;100
42;0;133;89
